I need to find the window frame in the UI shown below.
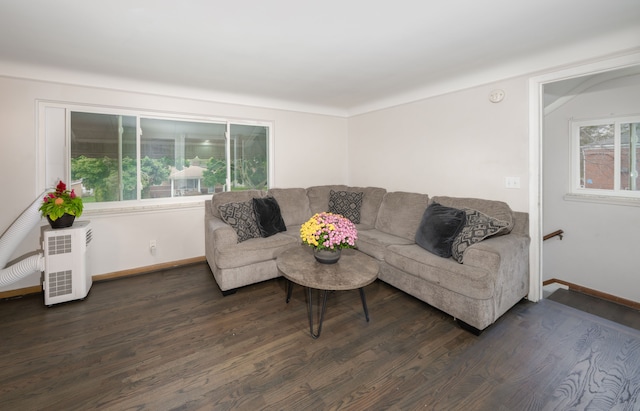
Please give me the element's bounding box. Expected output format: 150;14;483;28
38;101;274;213
569;115;640;202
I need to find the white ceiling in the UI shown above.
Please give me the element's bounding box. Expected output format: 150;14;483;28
1;1;639;115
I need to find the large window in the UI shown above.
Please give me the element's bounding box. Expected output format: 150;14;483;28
67;110;270;204
572;117;640;199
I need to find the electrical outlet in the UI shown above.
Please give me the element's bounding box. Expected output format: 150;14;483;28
505;177;520;189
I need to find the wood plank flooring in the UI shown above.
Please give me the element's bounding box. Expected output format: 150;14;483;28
547;288;640;331
1;262;640;410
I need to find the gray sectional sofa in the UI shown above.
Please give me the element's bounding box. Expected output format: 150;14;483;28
204;185;530;333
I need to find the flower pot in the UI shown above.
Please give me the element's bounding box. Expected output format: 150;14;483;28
47;213;75;229
314;248;341;264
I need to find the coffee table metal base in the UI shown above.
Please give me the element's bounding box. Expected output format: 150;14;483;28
278;247;378;338
287;281;370;339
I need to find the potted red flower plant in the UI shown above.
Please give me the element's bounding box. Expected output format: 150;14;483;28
39;180;83;228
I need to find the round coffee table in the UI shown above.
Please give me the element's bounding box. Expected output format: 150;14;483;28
277;245;379;338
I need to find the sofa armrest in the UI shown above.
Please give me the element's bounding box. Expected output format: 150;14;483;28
207;217;238;248
464;234;529;271
463;233;530;316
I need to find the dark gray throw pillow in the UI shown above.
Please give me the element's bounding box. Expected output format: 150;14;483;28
217;200;262;243
252;196;287;237
328;190;364;224
415;202;467;258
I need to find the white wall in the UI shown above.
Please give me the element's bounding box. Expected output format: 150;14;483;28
543;73;640;302
3;53;638;298
348;77;530;212
0;76;348;292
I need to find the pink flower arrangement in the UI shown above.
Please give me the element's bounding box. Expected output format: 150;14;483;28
300;212;358;251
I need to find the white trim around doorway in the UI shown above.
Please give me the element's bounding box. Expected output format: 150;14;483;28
527;49;640;302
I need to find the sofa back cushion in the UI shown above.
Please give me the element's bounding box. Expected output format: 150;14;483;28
211;190;265;219
431;196;514;233
267;187;312;226
307;185;348;214
512;211;529;236
351;186;387;228
375;191;430;241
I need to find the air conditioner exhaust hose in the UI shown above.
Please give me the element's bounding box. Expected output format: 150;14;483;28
0;192;47;287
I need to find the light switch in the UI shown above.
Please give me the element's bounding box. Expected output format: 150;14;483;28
505;177;520;189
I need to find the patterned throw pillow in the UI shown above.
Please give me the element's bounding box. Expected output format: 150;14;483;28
451;208;511;263
217;200;262;242
328;190;364;224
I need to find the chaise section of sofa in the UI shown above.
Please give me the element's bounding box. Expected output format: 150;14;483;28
376;196;530;333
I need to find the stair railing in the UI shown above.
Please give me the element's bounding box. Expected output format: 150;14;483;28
543;229;564;241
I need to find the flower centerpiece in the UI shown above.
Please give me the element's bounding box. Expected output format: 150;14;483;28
300;212;358;264
39;180;83;228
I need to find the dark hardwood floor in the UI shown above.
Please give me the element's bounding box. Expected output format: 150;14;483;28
547;288;640;331
2;263;640;410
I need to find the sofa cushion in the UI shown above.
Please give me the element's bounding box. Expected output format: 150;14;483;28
307;185;348;214
211;190;265;219
267;188;312;226
384;244;495;300
217;200;262;242
357;228;414;260
451;208;511;263
252;196;287;237
375;191;430;241
329;190;364;224
354;187;387;229
431;196;514;233
415;202;466;258
215;233;299;269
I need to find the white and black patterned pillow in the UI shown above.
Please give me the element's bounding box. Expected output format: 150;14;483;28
451;208;511;263
217;200;261;242
328;190;364;223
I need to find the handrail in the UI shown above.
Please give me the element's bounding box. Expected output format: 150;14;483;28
543;229;564;241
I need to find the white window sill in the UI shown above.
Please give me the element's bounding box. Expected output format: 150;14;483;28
82;196;207;217
563;193;640;207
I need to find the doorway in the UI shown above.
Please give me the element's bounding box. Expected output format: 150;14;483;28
528;52;640;302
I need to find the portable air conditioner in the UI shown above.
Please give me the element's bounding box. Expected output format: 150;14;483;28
42;221;93;306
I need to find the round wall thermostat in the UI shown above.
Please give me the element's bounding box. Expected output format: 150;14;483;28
489;89;505;103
